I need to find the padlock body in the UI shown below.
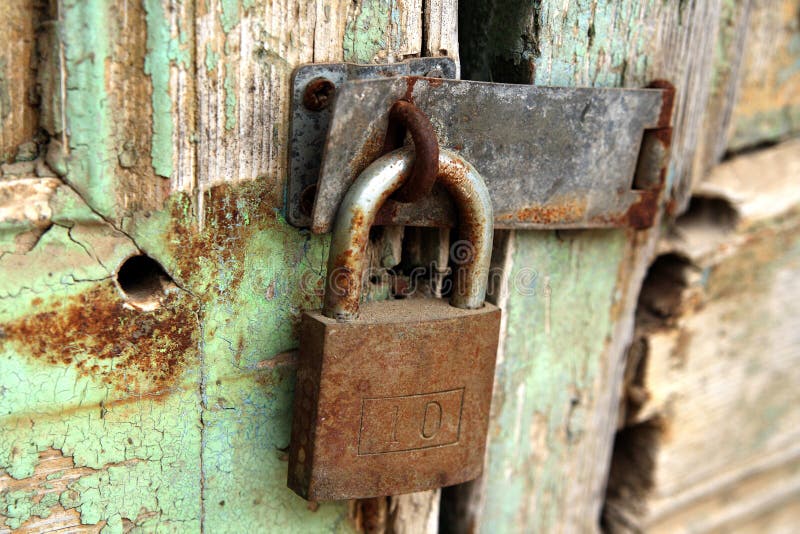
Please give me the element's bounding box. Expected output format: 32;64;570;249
288;298;501;501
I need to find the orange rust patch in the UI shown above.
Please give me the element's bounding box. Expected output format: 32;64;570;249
1;284;199;394
648;79;675;128
167;179;280;291
623;190;659;230
651;127;672;146
403;76;420;101
497;197;588;225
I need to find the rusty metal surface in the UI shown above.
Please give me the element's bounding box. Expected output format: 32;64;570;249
381;100;439;202
322;148;493;320
286;58;457;227
288;298;501;501
302;77;673;232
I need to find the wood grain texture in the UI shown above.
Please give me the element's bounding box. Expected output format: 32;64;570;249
605;140;800;533
3;1;796;533
451;1;751;531
1;1;455;532
727;0;800;151
0;1;40;165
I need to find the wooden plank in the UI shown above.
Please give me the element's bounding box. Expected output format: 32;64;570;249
1;1;456;532
0;1;40;165
605;140;800;533
46;0;194;220
449;1;750;532
727;0;800;151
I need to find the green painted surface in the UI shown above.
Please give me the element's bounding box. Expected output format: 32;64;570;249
343;0;391;63
224;65;237;130
1;1;398;530
60;0;116;217
205;43;219;72
144;0;174;178
0;181;352;532
144;0;192;178
220;0;241;34
481;230;626;531
122;183;348;531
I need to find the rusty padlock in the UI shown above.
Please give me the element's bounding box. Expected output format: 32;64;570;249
288;147;501;501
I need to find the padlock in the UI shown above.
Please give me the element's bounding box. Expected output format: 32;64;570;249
288;147;501;501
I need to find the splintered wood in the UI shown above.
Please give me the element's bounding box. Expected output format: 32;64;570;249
606;141;800;534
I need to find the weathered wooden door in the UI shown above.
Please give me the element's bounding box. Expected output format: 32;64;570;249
2;0;799;532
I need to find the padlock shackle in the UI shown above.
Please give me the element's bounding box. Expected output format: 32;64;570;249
323;147;494;321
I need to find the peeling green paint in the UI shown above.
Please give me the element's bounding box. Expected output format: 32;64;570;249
220;0;241;34
343;0;391;63
1;393;203;532
224;65;237;130
60;0;116;216
535;1;651;87
130;191;348;531
144;0;179;178
0;178;352;531
205;43;220;72
480;230;626;531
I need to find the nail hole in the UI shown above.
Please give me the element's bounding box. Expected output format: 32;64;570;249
115;255;175;311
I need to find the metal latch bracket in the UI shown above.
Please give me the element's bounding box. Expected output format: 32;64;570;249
286;57;458;227
286;60;674;231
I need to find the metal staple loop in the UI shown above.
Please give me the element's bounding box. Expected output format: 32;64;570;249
323;147;493;321
381;100;439;202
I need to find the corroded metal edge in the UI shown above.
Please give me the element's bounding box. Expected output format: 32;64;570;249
305;77;674;232
285;58;458;227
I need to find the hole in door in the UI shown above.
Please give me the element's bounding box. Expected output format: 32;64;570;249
115;254;176;311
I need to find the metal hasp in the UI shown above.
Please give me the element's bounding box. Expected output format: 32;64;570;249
288;75;674;232
286;57;458;227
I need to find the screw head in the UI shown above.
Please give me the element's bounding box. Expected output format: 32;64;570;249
303;78;335;111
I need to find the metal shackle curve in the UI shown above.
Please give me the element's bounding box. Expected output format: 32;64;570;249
323;147;494;321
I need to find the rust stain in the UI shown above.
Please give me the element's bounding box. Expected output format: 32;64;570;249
167;178;279;293
403;76;419;102
288;300;502;501
651;126;673;146
497;197;588;225
381;100;439;202
622;190;660;230
648;79;676;128
426;77;443;88
588;192;660;230
401;75;442;103
302;77;335;111
1;284;199;394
